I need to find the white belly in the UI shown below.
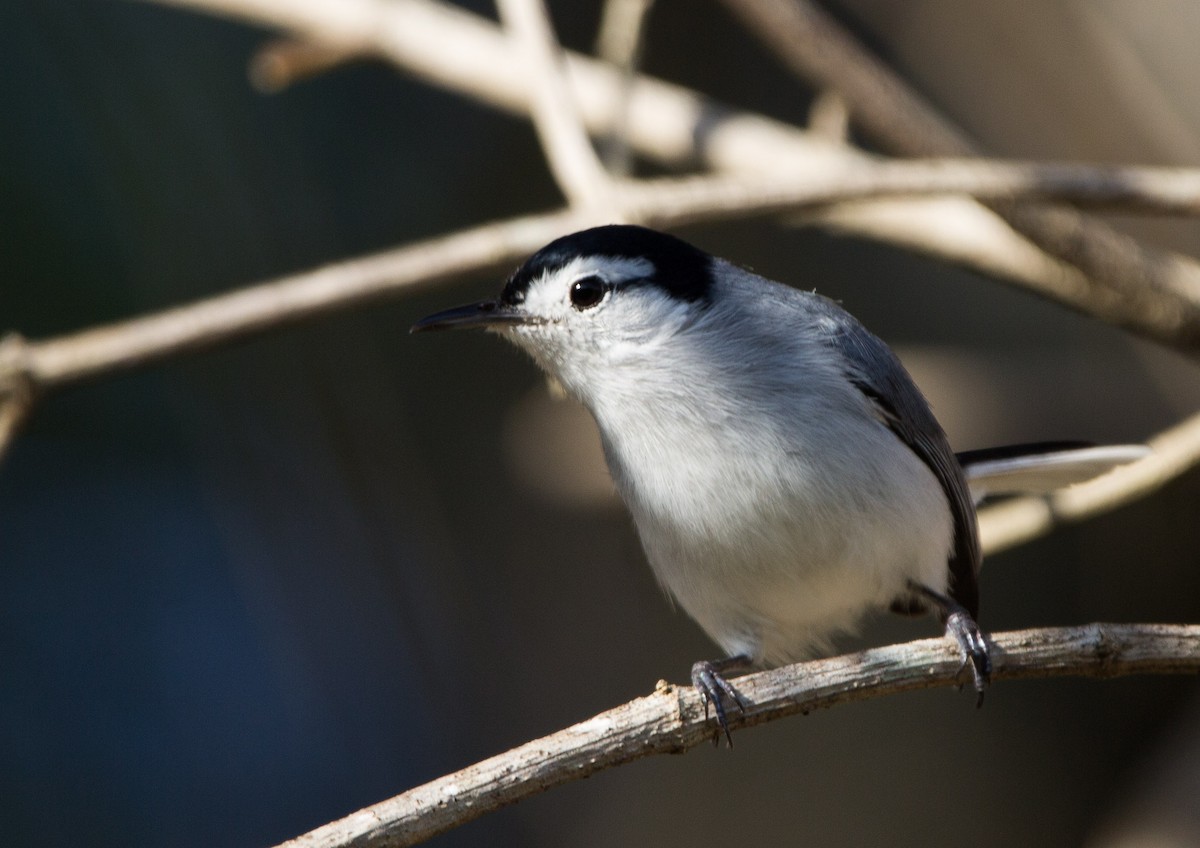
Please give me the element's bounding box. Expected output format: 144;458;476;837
606;413;954;666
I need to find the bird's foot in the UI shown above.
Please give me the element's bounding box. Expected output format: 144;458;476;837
691;655;751;747
906;581;991;706
945;610;991;706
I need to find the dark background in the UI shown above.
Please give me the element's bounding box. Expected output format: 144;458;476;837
2;2;1199;847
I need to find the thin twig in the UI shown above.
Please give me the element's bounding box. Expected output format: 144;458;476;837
0;334;34;464
0;210;582;395
717;0;971;156
248;38;365;93
980;410;1200;555
273;624;1200;848
807;89;850;144
0;399;31;465
718;0;1200;357
594;0;655;174
626;160;1200;222
497;0;615;212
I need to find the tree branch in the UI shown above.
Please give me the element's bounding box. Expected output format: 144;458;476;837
593;0;655;175
248;38;365;93
0;334;34;463
142;0;1200;353
717;0;973;156
0;210;583;400
497;0;616;212
6;157;1200;410
629;159;1200;222
718;0;1200;353
273;624;1200;848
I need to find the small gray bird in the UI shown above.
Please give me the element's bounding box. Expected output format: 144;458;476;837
413;225;1145;742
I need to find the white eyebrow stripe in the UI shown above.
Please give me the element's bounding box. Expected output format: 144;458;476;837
520;255;660;315
548;255;656;285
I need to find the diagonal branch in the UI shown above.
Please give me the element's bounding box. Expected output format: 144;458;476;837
719;0;1200;354
273;624;1200;848
497;0;616;212
0;210;582;399
248;38;365;92
593;0;656;174
0;334;34;464
717;0;973;156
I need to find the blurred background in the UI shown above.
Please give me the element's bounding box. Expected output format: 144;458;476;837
2;1;1199;846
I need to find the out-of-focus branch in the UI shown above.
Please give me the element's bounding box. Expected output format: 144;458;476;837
594;0;655;174
497;0;616;212
0;210;583;399
718;0;1200;354
141;0;1200;354
718;0;972;156
273;624;1200;848
980;410;1200;555
632;160;1200;222
247;38;364;92
7;157;1200;410
0;335;34;463
807;89;850;144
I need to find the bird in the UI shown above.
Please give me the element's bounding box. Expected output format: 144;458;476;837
412;224;1147;743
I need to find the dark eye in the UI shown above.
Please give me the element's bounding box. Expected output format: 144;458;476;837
569;275;608;310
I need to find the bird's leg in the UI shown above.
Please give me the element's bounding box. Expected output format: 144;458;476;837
691;654;751;747
908;582;991;706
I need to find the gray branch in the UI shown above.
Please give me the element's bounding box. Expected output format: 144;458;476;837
275;624;1200;848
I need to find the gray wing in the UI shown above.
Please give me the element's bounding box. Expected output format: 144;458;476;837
814;297;982;618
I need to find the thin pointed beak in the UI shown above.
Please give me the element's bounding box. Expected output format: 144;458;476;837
410;300;538;333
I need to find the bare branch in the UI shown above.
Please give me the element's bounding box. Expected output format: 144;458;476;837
807;89;850;144
273;624;1200;848
497;0;615;212
0;211;582;395
7;156;1200;409
811;194;1099;303
0;335;34;464
718;0;972;156
980;410;1200;555
718;0;1200;353
626;159;1200;222
248;38;365;93
142;0;1200;354
6;157;1200;406
594;0;655;174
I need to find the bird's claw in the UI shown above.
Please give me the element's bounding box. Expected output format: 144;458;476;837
946;610;991;707
691;659;748;747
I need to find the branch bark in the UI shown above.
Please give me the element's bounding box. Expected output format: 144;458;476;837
497;0;616;212
274;624;1200;848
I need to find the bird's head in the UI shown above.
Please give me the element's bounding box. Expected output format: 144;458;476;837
412;225;717;399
